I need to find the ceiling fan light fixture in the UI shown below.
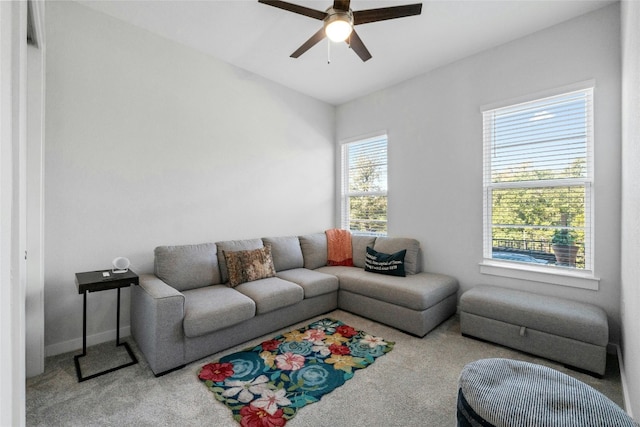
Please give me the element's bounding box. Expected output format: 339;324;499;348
324;9;353;42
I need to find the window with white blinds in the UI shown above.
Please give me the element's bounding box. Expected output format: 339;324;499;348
483;87;593;271
341;135;388;235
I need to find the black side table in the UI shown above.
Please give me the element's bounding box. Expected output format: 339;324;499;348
74;269;139;382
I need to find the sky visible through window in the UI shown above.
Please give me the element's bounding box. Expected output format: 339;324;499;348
491;92;587;182
348;138;387;192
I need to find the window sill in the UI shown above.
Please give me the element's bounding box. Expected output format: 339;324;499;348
479;260;600;290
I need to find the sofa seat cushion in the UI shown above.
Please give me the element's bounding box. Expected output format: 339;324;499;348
276;268;339;298
316;266;458;311
235;277;304;315
183;285;256;338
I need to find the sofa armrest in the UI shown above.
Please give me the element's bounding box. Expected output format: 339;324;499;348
131;274;185;375
138;273;184;299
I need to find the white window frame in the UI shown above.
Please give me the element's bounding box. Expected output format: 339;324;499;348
480;82;599;290
339;132;388;236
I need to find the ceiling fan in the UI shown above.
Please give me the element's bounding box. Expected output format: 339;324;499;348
258;0;422;62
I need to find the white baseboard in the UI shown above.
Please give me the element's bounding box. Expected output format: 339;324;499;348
45;327;131;357
616;344;634;418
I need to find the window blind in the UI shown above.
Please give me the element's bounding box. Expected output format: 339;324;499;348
483;88;593;270
341;136;388;235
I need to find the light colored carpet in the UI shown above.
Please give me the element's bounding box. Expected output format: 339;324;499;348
26;310;625;426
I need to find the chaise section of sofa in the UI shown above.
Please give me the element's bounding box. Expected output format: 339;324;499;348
317;236;459;336
334;269;458;336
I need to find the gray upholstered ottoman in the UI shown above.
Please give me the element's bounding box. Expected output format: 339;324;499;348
457;358;638;427
460;285;608;375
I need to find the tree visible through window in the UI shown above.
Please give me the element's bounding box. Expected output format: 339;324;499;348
483;87;593;270
341;135;387;235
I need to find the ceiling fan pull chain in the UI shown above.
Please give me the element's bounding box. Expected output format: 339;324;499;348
327;39;331;64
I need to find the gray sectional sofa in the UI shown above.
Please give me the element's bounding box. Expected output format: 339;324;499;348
131;233;459;376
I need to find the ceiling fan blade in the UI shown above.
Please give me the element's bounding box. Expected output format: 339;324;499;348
353;3;422;25
333;0;350;11
290;27;327;58
347;29;372;62
258;0;327;20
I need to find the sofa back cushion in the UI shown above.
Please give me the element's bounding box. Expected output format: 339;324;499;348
373;237;421;275
216;238;264;284
352;235;377;268
262;236;304;272
154;243;221;291
299;233;328;270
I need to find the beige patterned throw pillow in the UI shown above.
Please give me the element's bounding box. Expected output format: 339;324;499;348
244;245;276;282
224;250;245;287
224;246;276;287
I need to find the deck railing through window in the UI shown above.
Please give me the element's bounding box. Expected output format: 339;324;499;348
492;238;585;268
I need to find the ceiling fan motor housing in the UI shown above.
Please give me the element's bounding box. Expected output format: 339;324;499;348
325;7;353;24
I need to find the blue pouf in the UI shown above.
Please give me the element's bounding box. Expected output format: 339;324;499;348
457;358;639;427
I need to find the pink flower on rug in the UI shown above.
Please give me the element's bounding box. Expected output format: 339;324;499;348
329;344;350;355
261;339;281;351
335;325;358;338
198;362;234;382
240;405;286;427
360;334;387;348
303;328;326;342
275;352;305;371
252;388;292;415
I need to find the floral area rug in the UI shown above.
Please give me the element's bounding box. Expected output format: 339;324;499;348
198;318;394;426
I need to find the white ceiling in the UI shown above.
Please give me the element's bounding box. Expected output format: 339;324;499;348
76;0;616;105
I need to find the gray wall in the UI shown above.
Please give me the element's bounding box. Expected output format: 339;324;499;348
620;0;640;417
337;5;623;342
43;1;335;355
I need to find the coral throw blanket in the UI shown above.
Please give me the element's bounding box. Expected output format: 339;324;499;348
326;228;353;266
